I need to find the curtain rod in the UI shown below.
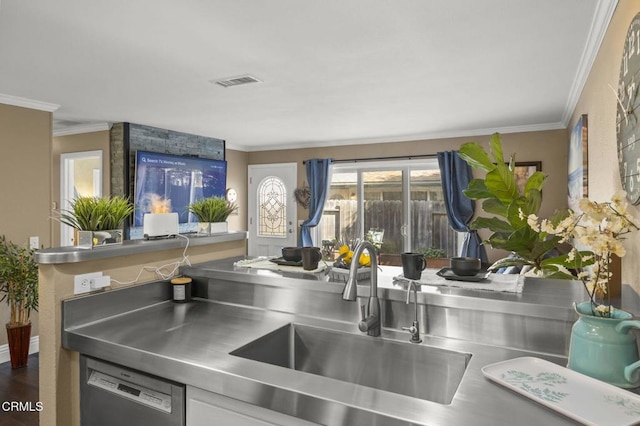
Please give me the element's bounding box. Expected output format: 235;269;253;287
303;153;438;164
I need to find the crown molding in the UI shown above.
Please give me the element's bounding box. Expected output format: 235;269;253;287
0;93;60;112
53;122;112;137
224;141;251;152
243;121;567;152
561;0;618;126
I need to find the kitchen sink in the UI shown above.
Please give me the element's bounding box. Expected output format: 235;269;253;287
230;323;471;404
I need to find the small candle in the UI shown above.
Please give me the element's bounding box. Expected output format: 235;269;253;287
170;276;192;303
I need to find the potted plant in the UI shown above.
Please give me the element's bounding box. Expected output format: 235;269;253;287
188;196;237;234
56;195;134;248
459;134;567;273
0;235;38;368
330;241;372;282
418;247;449;269
460;134;640;387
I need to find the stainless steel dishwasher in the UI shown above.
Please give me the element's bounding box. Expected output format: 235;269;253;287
80;355;185;426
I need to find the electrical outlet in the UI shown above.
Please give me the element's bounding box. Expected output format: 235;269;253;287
74;272;103;295
29;236;39;250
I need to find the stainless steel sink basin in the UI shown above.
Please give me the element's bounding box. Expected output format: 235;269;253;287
231;323;471;404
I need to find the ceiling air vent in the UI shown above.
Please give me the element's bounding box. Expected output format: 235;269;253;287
212;75;262;88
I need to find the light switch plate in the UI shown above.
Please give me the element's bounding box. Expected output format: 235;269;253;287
29;236;39;250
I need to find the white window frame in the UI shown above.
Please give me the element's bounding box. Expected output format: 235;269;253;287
326;158;443;253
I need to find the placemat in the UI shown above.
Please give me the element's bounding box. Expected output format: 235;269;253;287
234;257;328;274
393;268;524;293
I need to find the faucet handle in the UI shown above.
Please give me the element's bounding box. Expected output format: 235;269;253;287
359;313;378;333
402;321;423;343
402;324;417;334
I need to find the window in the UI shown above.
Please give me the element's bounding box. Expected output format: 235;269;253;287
258;176;287;237
321;159;458;256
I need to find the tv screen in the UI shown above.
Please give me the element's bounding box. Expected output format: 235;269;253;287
133;151;227;227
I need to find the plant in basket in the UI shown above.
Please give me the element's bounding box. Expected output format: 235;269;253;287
333;242;372;269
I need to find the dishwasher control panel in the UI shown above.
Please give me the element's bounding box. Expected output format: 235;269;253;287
88;370;172;413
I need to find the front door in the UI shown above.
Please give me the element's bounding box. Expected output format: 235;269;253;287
247;163;297;256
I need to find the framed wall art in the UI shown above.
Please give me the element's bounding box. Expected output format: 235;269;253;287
514;161;542;193
568;114;588;209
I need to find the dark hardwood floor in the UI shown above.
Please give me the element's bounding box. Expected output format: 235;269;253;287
0;354;39;426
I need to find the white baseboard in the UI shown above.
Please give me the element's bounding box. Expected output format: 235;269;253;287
0;335;39;364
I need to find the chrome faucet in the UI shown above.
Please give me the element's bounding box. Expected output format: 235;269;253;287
342;241;380;337
402;280;423;343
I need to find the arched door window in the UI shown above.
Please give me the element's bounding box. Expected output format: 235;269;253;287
258;176;287;237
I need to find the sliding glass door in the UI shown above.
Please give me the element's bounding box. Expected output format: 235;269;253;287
321;160;458;256
363;170;403;254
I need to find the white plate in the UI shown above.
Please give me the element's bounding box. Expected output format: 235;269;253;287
482;357;640;426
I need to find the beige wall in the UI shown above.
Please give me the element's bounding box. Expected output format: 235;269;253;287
0;103;52;345
570;1;640;294
225;148;249;232
247;129;569;262
52;130;111;246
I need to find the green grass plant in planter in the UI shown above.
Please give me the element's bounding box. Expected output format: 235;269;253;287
56;195;134;247
0;235;38;368
188;196;238;234
418;247;447;259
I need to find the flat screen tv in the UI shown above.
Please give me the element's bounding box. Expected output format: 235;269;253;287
133;150;227;227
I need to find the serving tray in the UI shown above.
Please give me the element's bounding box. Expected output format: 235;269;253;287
436;267;490;282
482;357;640;426
269;257;303;267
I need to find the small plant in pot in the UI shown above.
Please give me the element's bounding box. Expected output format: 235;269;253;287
56;195;134;247
0;235;38;368
188;196;238;234
417;247;448;269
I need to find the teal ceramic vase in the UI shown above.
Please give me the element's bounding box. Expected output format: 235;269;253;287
567;301;640;388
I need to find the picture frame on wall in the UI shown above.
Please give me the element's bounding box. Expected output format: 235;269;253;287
568;114;588;210
514;161;542;193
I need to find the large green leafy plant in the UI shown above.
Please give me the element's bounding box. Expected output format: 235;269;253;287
458;133;590;277
0;236;38;326
460;134;639;316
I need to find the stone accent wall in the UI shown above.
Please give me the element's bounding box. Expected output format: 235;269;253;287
109;122;225;197
109;123;125;196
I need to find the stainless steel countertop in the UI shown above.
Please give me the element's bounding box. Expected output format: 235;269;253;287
184;257;640;316
35;231;247;264
64;288;586;424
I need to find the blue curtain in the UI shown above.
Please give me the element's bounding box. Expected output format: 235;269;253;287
437;151;488;262
300;158;332;246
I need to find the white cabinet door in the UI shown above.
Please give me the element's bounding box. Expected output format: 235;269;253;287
187;386;318;426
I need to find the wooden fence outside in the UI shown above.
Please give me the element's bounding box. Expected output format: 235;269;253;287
322;200;457;256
